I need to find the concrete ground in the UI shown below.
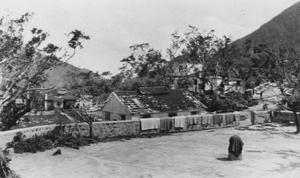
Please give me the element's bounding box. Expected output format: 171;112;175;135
9;118;300;178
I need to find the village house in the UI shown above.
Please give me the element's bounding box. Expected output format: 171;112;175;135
169;55;245;94
101;86;207;121
169;55;204;92
44;88;77;111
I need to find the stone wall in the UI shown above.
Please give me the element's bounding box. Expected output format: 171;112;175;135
0;112;247;150
59;121;141;138
239;111;251;121
250;110;299;124
0;125;57;149
0;121;140;149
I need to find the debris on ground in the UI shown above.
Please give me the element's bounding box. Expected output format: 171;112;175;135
235;123;280;131
0;151;20;178
52;149;62;156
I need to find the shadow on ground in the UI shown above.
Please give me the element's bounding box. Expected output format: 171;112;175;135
216;157;230;161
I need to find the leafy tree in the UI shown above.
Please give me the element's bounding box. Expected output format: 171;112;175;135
63;69;114;138
167;26;242;94
274;48;300;133
64;70;109;98
249;43;300;133
168;27;224;74
0;13;90;130
117;27;239;91
118;43;170;88
236;41;279;88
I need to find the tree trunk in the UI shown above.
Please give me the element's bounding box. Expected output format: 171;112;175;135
292;110;300;133
89;122;94;139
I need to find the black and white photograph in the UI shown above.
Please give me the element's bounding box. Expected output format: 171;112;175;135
1;0;300;177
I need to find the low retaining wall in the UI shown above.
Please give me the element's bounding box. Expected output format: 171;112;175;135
0;121;140;149
0;125;58;149
251;110;299;124
59;121;141;138
0;112;248;150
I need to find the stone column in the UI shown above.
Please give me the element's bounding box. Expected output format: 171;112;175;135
45;93;48;111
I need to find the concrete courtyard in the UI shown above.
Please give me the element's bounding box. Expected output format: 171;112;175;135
9;119;300;178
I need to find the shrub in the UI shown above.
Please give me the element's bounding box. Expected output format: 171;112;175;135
247;99;259;107
7;125;100;154
201;92;250;113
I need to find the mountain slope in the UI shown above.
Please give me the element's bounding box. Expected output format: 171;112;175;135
233;2;300;50
42;63;91;88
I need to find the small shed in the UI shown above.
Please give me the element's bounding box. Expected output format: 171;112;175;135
101;86;206;121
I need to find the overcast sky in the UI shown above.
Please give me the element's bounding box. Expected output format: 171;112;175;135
2;0;300;75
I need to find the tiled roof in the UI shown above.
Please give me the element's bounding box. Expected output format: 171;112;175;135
115;88;202;114
138;86;170;95
45;94;77;101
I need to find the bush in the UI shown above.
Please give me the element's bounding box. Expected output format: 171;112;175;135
13;134;54;153
247;99;259;107
205;98;236;113
7;125;100;154
201;92;250;113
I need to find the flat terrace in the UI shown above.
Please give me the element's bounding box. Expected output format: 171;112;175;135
10;121;300;178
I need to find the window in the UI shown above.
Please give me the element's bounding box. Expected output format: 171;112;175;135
120;114;126;120
199;84;204;90
140;114;151;118
194;79;198;85
105;112;110;120
191;111;198;115
179;65;183;72
168;113;177;117
223;77;229;85
198;71;203;78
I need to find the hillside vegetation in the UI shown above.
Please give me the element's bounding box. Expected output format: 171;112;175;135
234;2;300;50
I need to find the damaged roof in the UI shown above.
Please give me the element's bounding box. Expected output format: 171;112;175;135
114;86;204;114
138;86;170;95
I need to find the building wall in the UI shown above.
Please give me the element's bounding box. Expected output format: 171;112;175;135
172;61;203;77
224;80;245;94
188;78;204;93
170;58;244;94
173;62;189;76
150;113;168;118
102;93;131;121
143;110;203;119
151;111;198;117
63;99;76;109
177;111;193;116
102;92;205;121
